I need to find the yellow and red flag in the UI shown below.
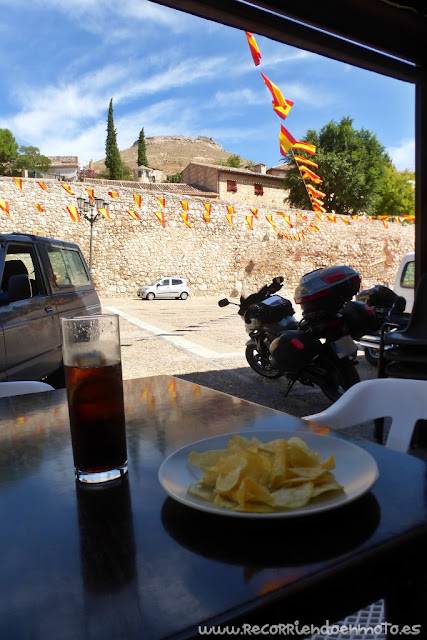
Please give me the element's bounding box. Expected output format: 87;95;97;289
108;191;119;198
306;184;326;198
13;177;23;191
226;214;234;228
202;212;211;223
294;155;318;169
309;223;320;231
266;215;278;231
292;141;316;156
134;194;142;207
250;208;258;219
245;31;262;66
126;209;140;220
279;125;296;156
67;206;80;222
261;72;294;120
0;200;11;216
154;211;165;227
204;203;211;215
157;197;165;209
314;206;326;214
98;208;111;221
296;213;308;221
340;216;351;225
326;214;336;223
246;215;254;230
283;214;293;228
299;166;322;183
85;188;94;202
180;200;188;211
226;205;234;215
33;203;43;213
382;217;389;228
37;180;47;190
180;213;191;228
62;184;74;195
311;197;325;208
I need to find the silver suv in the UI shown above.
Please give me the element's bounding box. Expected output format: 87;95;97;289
137;277;189;300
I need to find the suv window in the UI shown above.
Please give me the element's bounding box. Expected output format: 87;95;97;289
401;261;415;289
172;279;183;285
46;246;90;287
1;244;45;298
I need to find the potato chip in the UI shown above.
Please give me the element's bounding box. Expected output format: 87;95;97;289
270;482;314;509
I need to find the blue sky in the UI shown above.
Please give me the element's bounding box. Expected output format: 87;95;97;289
0;0;415;171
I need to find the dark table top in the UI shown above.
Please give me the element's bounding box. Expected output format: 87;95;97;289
1;374;427;640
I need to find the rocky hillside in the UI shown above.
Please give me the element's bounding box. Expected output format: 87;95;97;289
93;135;251;176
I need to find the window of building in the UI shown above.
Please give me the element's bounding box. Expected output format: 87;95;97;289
227;180;237;193
254;184;264;196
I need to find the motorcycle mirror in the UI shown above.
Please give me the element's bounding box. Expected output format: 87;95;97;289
218;298;230;307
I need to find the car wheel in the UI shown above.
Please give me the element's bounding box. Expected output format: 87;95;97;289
180;292;188;300
146;292;155;301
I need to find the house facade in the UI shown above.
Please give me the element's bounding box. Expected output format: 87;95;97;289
46;156;79;181
133;165;165;183
181;162;288;207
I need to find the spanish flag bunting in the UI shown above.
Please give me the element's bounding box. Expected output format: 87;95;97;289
279;125;296;156
261;72;294;120
314;206;326;214
180;200;188;211
108;191;119;198
292;141;316;156
33;203;43;213
154;211;165;227
340;216;351;225
13;177;23;191
326;214;336;223
0;200;10;216
134;194;142;207
299;166;322;183
382;217;389;228
368;216;374;222
157;197;165;209
296;213;308;221
246;215;254;230
98;207;111;221
180;213;191;228
204;203;211;215
126;209;140;220
226;214;234;228
245;31;262;66
396;216;402;224
275;211;284;216
266;215;277;231
62;184;74;195
309;223;320;231
37;181;47;190
306;184;326;198
67;206;80;222
202;212;211;223
283;214;293;228
294;155;318;169
250;208;258;219
311;197;325;208
226;205;235;215
86;188;95;202
315;212;323;220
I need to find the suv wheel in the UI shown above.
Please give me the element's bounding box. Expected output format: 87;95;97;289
180;292;188;300
146;292;155;301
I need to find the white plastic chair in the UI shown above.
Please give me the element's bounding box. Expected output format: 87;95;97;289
303;378;427;453
0;381;54;398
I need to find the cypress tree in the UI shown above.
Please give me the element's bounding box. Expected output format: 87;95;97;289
137;128;148;167
105;98;123;180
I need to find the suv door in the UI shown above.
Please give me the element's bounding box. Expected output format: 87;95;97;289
0;242;61;381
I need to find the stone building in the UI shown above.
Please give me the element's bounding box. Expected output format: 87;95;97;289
46;156;80;181
132;165;165;184
181;162;288;207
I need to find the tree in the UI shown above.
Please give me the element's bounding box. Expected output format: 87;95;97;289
13;146;51;175
374;167;415;217
164;173;182;183
105;98;123;180
225;154;241;168
0;128;18;175
137;128;148;167
283;116;390;215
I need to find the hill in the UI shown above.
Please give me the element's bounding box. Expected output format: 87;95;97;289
92;135;251;177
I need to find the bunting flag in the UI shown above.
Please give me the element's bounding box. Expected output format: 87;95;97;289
204;203;211;215
299;166;323;183
306;184;326;199
275;211;284;216
311;197;325;208
62;185;74;195
266;215;278;231
134;194;142;207
180;200;188;211
67;206;80;222
126;209;140;220
13;177;23;191
98;208;111;221
226;214;234;228
168;378;178;402
202;212;211;223
0;200;11;216
314;205;326;214
296;213;308;221
226;205;235;215
292;141;316;156
283;214;293;228
37;181;47;190
108;191;119;198
33;203;43;213
396;217;402;224
246;215;254;230
245;31;262;66
180;213;191;227
326;214;336;223
340;216;351;225
250;208;258;219
279;125;296;155
382;218;389;228
261;72;294;120
157;197;165;209
154;211;166;227
309;223;320;231
85;188;95;202
293;155;318;169
315;212;323;220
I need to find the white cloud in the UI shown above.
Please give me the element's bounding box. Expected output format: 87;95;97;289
387;138;415;171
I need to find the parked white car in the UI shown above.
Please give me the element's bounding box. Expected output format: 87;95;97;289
137;277;189;300
393;252;414;311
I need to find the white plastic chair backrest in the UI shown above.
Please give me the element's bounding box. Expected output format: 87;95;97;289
0;381;54;398
303;378;427;453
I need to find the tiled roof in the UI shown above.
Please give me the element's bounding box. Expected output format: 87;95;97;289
183;162;283;180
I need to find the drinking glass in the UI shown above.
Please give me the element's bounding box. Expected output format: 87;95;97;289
61;314;128;484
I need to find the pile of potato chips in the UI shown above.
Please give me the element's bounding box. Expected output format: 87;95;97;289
188;434;343;513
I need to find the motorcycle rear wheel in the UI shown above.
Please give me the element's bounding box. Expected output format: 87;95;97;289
364;345;379;367
245;343;283;378
308;355;360;402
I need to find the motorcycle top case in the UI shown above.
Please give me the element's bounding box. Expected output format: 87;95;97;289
270;329;320;373
294;266;361;314
341;300;378;339
244;294;295;329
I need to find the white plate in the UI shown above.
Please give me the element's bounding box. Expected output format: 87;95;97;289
158;430;379;518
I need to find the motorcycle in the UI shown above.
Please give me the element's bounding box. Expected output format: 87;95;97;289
219;266;377;401
356;284;410;366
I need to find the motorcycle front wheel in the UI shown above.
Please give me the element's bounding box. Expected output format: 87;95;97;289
307;354;360;402
245;343;283;378
364;345;379;367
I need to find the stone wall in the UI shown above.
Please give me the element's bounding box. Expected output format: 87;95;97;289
0;175;415;299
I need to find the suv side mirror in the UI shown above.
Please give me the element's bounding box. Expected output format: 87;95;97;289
8;274;32;302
